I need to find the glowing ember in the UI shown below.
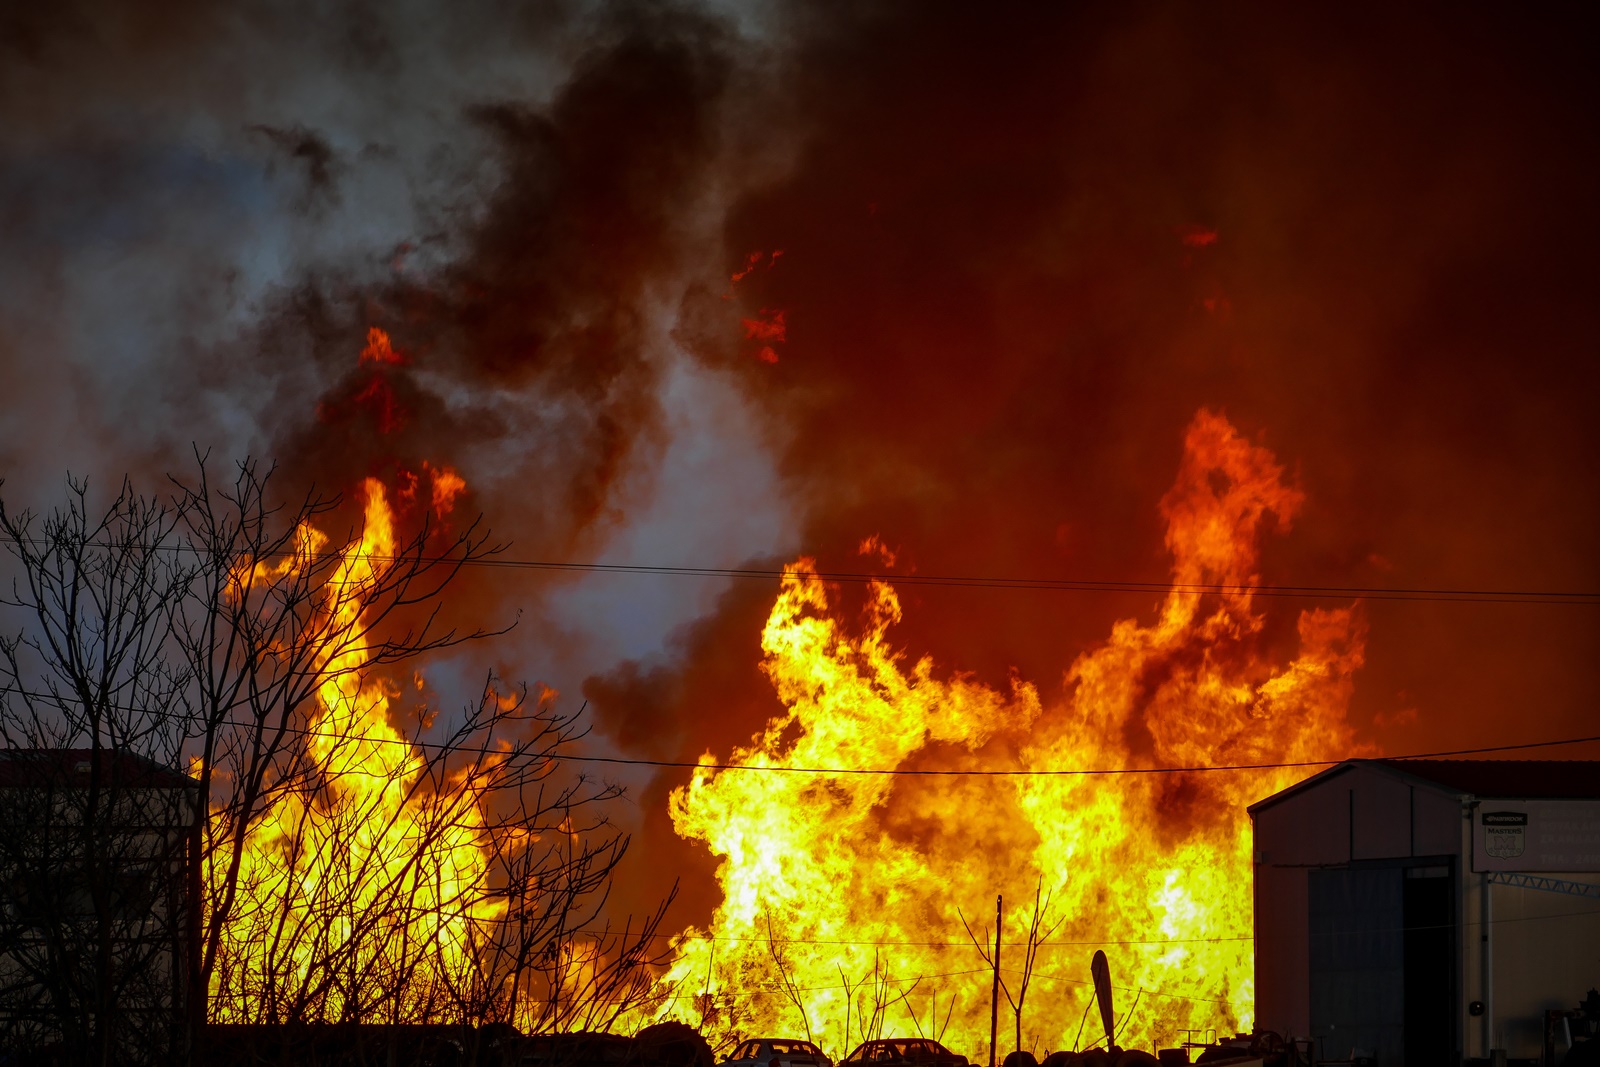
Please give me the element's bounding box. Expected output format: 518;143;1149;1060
632;410;1367;1054
426;461;468;517
742;309;787;364
1176;226;1219;249
731;249;785;285
360;326;406;365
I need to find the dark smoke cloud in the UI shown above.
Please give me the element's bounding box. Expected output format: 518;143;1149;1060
249;125;342;207
0;0;590;493
584;2;1600;919
263;5;743;556
5;0;1598;939
0;1;792;925
0;0;779;670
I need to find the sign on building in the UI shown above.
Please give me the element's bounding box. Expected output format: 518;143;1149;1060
1472;801;1600;872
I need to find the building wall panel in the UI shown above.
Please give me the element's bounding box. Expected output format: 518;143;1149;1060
1488;876;1600;1059
1253;863;1309;1038
1255;770;1357;867
1413;788;1463;858
1352;773;1412;861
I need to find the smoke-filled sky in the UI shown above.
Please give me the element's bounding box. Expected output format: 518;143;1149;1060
3;2;1598;927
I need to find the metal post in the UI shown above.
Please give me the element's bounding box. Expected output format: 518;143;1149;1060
1483;871;1494;1056
990;895;1002;1067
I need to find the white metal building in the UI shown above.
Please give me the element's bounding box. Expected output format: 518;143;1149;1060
1250;759;1600;1067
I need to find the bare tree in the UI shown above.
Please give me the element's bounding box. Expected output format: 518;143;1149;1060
160;454;498;1022
962;880;1064;1058
905;991;956;1048
0;477;200;1065
835;950;918;1054
0;460;673;1063
765;910;815;1047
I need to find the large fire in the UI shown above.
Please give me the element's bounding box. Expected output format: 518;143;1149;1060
202;356;1364;1049
213;475;503;1021
634;410;1367;1054
208;331;506;1022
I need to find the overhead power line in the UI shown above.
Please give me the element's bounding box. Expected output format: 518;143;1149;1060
537;732;1600;776
653;903;1600;952
650;964;1225;1007
639;929;1254;949
8;536;1600;605
2;681;1596;777
429;557;1600;606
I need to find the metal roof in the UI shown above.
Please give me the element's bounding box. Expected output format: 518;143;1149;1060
1380;759;1600;799
1249;758;1600;813
0;748;197;790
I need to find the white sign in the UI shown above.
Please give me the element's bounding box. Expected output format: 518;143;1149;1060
1482;811;1526;858
1473;801;1600;872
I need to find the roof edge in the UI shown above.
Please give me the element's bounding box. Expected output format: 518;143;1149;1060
1249;757;1600;814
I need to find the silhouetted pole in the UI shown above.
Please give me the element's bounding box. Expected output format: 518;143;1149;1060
990;894;1002;1067
1091;949;1115;1051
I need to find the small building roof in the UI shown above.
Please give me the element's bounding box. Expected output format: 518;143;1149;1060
1250;758;1600;814
1380;759;1600;799
0;748;197;790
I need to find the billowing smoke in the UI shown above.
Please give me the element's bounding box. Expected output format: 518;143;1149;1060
2;0;1597;962
585;4;1600;918
0;0;792;704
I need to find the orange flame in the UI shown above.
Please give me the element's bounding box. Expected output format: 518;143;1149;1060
426;462;468;518
360;326;406;365
731;249;784;285
632;410;1366;1054
230;520;330;595
214;478;502;1020
742;309;786;364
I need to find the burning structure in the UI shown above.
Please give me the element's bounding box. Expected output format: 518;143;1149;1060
1252;759;1600;1067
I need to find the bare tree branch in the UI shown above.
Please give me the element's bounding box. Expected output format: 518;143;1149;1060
0;459;675;1062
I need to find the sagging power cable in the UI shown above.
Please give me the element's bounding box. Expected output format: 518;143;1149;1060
2;682;1596;777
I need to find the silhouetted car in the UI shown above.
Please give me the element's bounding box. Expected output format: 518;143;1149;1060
841;1040;969;1067
726;1039;834;1067
507;1030;634;1067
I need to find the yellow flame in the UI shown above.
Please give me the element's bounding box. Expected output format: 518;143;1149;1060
226;521;330;600
633;411;1366;1055
215;478;501;1020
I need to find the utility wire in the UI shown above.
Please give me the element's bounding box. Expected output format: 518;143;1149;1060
529;733;1600;776
638;901;1600;951
9;684;1600;777
1015;967;1221;1006
649;967;992;1003
2;682;1597;777
650;964;1222;1008
7;536;1599;605
455;558;1600;606
651;931;1254;948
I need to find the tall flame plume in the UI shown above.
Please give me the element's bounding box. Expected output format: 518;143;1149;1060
205;327;657;1030
214;477;503;1020
634;410;1367;1054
